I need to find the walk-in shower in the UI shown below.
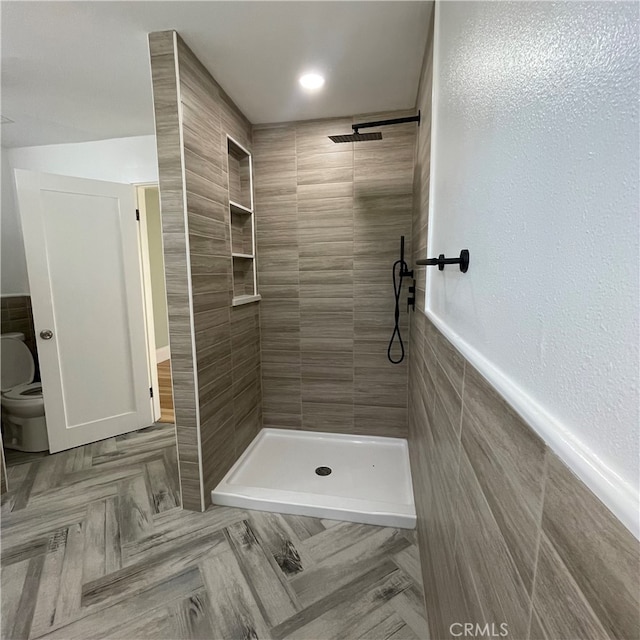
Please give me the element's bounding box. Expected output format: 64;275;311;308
211;113;427;529
211;235;423;526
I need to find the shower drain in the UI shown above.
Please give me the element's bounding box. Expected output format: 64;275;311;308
315;466;332;476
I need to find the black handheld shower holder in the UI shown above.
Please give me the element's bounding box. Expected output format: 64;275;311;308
388;236;413;364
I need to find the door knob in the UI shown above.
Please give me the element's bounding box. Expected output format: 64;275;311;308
39;330;53;340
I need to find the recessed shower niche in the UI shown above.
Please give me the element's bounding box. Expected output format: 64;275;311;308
227;135;259;306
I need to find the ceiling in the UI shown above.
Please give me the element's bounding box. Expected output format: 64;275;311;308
1;1;431;149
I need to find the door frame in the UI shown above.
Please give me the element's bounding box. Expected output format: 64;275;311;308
135;183;163;422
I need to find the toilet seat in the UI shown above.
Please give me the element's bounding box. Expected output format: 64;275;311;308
2;382;43;401
1;334;48;452
1;337;35;391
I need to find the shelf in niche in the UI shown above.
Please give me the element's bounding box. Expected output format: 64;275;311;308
232;294;261;307
228;136;250;160
227;133;257;302
230;201;253;216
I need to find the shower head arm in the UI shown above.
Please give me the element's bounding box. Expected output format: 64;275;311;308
329;112;420;143
352;111;420;134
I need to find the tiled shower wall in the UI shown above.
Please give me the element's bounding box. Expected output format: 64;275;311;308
0;438;5;494
253;116;415;437
149;32;261;511
409;19;639;640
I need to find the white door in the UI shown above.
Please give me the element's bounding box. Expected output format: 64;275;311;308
15;170;154;452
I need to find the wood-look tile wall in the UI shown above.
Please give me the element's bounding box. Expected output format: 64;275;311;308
253;115;416;437
149;31;261;511
409;19;640;640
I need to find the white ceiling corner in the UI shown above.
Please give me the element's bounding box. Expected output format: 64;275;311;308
1;1;431;148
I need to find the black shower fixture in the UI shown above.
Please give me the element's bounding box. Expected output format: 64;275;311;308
329;132;382;143
329;112;421;143
416;250;470;272
387;236;413;365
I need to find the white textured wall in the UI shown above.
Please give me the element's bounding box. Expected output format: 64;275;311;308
1;135;158;294
428;2;639;518
7;135;157;184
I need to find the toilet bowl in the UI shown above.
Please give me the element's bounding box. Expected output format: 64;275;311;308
1;333;48;452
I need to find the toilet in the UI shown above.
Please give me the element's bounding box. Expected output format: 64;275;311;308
1;333;49;452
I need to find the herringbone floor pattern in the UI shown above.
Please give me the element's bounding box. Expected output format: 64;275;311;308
1;424;428;640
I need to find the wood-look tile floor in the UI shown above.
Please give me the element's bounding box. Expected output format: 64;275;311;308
1;424;428;640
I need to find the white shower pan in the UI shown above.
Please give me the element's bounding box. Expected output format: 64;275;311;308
211;428;416;528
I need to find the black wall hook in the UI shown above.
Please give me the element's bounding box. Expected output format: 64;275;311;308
416;250;469;273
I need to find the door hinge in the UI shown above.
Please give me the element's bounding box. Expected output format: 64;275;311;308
136;209;140;221
149;387;154;398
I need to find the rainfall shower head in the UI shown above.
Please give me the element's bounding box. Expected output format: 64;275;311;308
329;111;421;143
329;132;383;143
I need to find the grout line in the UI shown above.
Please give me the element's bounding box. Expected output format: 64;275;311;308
173;32;205;512
462;444;532;614
351;116;355;432
454;535;487;628
526;448;549;639
294;124;303;430
451;359;466;555
458;360;466;437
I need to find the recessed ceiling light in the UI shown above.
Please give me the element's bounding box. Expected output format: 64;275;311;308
299;73;325;91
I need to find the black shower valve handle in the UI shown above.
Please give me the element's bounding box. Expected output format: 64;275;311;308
401;264;414;279
407;280;416;312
